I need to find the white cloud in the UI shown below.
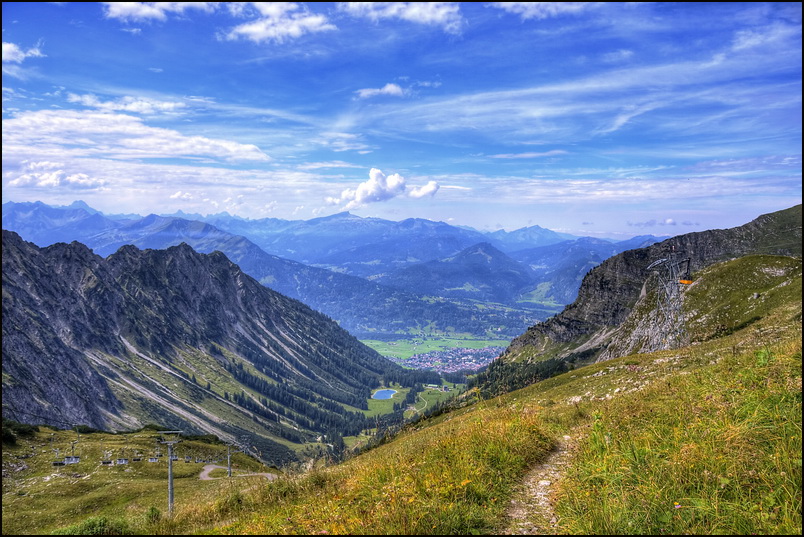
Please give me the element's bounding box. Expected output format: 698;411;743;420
3;109;270;163
224;3;336;44
101;2;216;22
490;2;600;20
408;180;440;199
169;190;193;200
339;2;464;34
355;83;406;99
2;41;45;78
731;23;798;51
2;41;46;63
8;169;107;190
67;93;186;115
3;41;45;63
327;168;439;209
297;160;362;170
627;218;679;228
315;132;372;153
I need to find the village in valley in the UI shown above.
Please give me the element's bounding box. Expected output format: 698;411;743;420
385;346;506;373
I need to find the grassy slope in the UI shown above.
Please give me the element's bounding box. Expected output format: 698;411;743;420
2;255;801;535
1;432;270;535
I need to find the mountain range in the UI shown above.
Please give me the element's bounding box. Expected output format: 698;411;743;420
2;204;800;536
2;230;439;465
2;201;666;337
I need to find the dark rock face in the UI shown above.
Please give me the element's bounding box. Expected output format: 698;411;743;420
2;231;414;462
502;204;802;361
2;233;124;428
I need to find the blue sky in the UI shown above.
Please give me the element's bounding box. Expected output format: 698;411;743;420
2;2;801;237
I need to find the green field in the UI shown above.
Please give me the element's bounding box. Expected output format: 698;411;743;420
406;382;465;417
361;336;511;360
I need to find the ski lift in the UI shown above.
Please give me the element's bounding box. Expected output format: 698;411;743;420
64;439;80;464
99;440;112;465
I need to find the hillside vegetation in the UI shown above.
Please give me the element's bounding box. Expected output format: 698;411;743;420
2;254;800;535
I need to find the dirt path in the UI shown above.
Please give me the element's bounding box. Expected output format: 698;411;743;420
199;464;277;481
501;433;580;535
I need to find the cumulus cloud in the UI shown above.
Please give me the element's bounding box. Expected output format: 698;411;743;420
224;3;336;44
169;190;193;200
2;41;46;78
408;180;440;199
355;83;406;99
339;2;464;34
2;41;46;63
8;161;107;190
67;93;186;115
327;168;439;209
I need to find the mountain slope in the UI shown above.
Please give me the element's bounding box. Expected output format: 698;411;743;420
476;204;802;394
3;244;800;536
1;231;433;464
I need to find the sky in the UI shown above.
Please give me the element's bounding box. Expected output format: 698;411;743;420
2;2;801;238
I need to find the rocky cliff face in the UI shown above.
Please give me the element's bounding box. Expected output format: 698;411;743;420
476;205;802;394
1;231;421;464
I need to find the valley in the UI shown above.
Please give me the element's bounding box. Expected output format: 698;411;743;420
2;203;801;535
3;250;800;534
0;200;654;340
3;4;800;534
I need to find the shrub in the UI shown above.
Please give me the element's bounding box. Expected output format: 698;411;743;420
51;516;130;535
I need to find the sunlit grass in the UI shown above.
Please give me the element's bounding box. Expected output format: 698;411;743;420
555;334;802;535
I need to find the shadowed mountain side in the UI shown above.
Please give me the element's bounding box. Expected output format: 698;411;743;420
1;231;439;464
377;242;536;304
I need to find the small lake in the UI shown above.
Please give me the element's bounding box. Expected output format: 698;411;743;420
372;389;397;400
